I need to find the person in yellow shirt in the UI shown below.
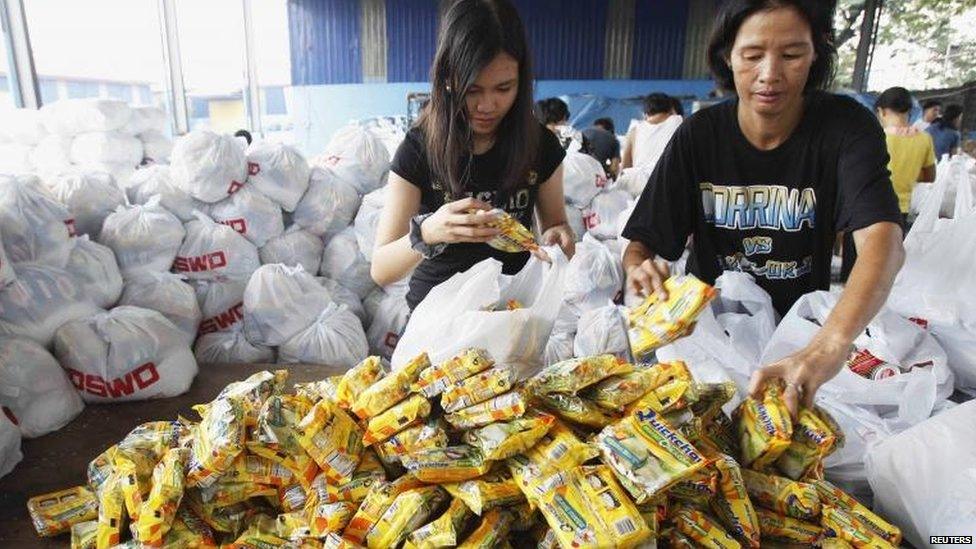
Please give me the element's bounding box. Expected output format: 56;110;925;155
875;87;936;216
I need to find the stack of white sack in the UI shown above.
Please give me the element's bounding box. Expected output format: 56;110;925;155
0;335;84;438
64;236;123;309
126;165;200;223
174;212;260;282
45;169;125;239
292;166;361;237
0;173;76;268
170;130;247;203
315;122;391;194
193;278;248;337
0;262;101;348
259;225;323;275
319;226;376;299
363;282;410;361
209;185;284;247
118;271;201;346
99;195;185;277
244;141;310;212
353;186;386;262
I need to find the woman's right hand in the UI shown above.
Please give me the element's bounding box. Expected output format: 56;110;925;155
626;257;671;300
420;197;501;245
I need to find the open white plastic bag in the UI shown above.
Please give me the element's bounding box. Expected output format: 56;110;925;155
0;263;101;347
245;141;310;211
175;212;260;281
194;327;274;365
366;285;410;361
39;98;131;136
0;335;84;438
99;196;186;277
242;263;333;346
573;304;630;360
0;173;75;268
53;306;198;403
126;165;200;223
258;226;323;274
170;130;247;203
565;203;585;242
392;246;568;378
319;124;391;194
0;228;15;289
616;165;654;199
293;166;362;237
29;135;73;177
193;278;247;336
562;151;607;208
279;303;368;368
584;188;631;241
64;236;123;309
209;185;285;247
319;227;377;299
544;331;576;366
47;170;126;239
118;271;201;346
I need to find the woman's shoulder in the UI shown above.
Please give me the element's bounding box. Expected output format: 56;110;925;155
809;92;879;130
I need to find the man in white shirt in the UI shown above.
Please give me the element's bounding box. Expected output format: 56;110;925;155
912;99;942;131
622;93;683;171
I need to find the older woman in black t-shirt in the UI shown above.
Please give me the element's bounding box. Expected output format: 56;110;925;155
370;0;574;310
622;0;905;416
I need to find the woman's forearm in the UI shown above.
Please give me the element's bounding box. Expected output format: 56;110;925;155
370;234;423;287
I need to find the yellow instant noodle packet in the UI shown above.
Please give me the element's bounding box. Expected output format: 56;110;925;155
208;370;289;425
408;497;473;549
135;447;188;546
445;390;527;430
458;509;513;549
402;445;492;483
666;527;698;549
160;508;218;548
87;445;118;498
414;348;495;398
28;485;99;537
444;467;525;515
462;411;555;460
294;377;341;404
221;453;293;487
536;392;619;429
198;480;276;508
585;367;662;411
776;406;844;480
623;361;697;415
352;352;430;419
96;473;126;549
379;417;449;458
596;407;708;502
297;397;364;483
226;515;289;548
506;419;600;507
755;507;822;545
323;533;367;549
537;465;651;549
186;397;247;488
530;354;633;395
821;506;898;548
275;510;314;543
690;382;738;420
248;394;319;491
308;500;359;537
366;485;448;549
112;421;188;521
740;468;820;521
183;492;251;535
669;466;719;506
627;275;717;358
327;449;386;504
336;356;386;409
822;538;856;548
704;410;740;457
70;520;97;549
343;475;428;544
672;505;741;549
710;454;761;548
363;394;431;445
483;208;538;253
441;365;515;413
733;380;792;469
813;480;901;545
278;481;308;513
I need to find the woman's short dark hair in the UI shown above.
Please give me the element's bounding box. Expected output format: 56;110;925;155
707;0;836;93
875;87;913;114
643;93;673;116
536;97;569;126
593;117;615;134
936;104;964;130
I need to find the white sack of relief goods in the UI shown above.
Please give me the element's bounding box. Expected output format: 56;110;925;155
617;165;654;199
0;173;75;268
563;233;623;313
209;185;284;247
565;203;585;242
29;135;73;177
118;272;201;346
98;196;185;277
47;170;126;239
762;291;953;424
0;412;21;480
366;286;410;361
279;303;368;368
319;226;375;299
245;141;310;211
0;263;101;347
562;151;607;208
194;327;274;364
70;131;143;167
354;187;385;261
544;331;575;366
393;246;567;378
259;226;323;274
615;200;637;241
39;98;131;136
193;278;247;336
64;236;123;309
293;166;362;236
173;212;260;282
0;108;47;144
573;304;630;361
242;263;334;346
320;124;390;194
53;306;197;403
0;143;32;173
0;335;84;438
584;188;631;241
170;130;247;203
81;161;135;191
123;106;167;136
139;130;173;163
126;165;199;222
318;277;366;324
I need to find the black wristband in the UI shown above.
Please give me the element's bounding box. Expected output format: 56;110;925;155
409;213;447;259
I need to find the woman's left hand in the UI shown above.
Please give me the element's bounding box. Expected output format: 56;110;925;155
748;339;850;418
539;223;576;261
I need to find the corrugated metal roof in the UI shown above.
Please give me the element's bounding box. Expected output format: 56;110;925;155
604;0;636;79
631;0;689;79
683;0;718;79
512;0;608;80
360;0;387;82
386;0;439;82
288;0;362;84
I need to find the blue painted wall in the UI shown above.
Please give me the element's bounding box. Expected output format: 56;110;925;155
511;0;608;80
632;0;689;79
288;0;362;85
385;0;439;82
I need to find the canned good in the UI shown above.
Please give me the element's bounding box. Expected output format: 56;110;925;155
870;365;899;380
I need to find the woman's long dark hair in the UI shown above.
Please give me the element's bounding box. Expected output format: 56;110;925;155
421;0;538;199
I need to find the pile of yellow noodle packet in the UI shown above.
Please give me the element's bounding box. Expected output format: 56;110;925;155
28;342;902;548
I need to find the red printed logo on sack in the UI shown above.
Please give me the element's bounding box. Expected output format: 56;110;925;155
67;362;161;399
227;180;245;195
64;219;77;237
384;332;399;350
909;317;929;329
583;211;601;229
323;155;342;167
247;162;261;176
173;251;228;273
198;302;244;334
595;174;608;189
2;406;18;426
217;218;248;235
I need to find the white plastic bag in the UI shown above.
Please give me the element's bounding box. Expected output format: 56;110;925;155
170;130;248;203
124;106;167;136
194;327;274;364
279;303;369;368
242;263;334;346
0;335;84;438
354;187;385;261
99;196;186;277
615;199;637;240
0;228;14;289
563;233;623;313
292;166;362;236
562;151;607;208
544;331;576;366
392;246;568;378
259;226;323;274
29;134;73;177
318;277;366;325
319;124;390;194
866;400;976;549
126;165;199;222
47;170;126;239
319;227;375;299
616;165;654;199
192;278;247;336
573;304;630;360
0;412;21;480
175;212;260;281
0;173;75;268
245;141;310;211
209;185;284;247
0;263;101;347
584;188;631;240
64;236;123;309
0;107;47;144
118;272;201;346
69;131;143;167
0;143;32;173
53;306;198;403
366;286;410;361
40;98;132;136
712;271;778;366
139;130;173;163
565;203;585;242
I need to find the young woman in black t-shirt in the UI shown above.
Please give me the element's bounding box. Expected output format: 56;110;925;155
371;0;574;310
622;0;906;416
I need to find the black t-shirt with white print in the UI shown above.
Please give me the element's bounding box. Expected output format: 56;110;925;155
391;123;565;310
623;92;902;316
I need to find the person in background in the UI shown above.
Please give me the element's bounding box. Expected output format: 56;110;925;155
876;87;936;218
592;117;616;134
621;92;683;171
926;104;963;159
913;98;942;131
582;121;622;179
670;96;685;116
536;97;574;148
